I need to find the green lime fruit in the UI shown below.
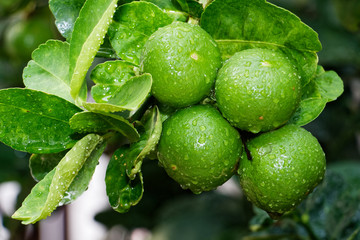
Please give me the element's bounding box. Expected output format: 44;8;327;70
215;48;302;133
238;124;325;218
157;104;243;193
140;21;222;108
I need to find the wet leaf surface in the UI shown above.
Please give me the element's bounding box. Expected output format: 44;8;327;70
69;0;118;104
23;40;73;103
70;111;140;142
12;134;105;224
108;1;173;65
105;147;144;213
0;88;81;153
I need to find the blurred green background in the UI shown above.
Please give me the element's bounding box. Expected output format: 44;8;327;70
0;0;359;239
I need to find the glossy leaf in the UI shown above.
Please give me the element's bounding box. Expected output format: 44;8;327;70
23;40;73;103
105;147;144;213
30;151;68;182
289;66;343;126
200;0;322;85
108;1;173;65
311;66;344;102
187;0;203;18
83;73;152;113
175;0;189;12
70;111;140;142
0;88;81;154
142;0;188;21
29;141;105;206
288;97;327;127
60;140;106;205
125;106;162;179
12;134;104;224
49;0;86;40
90;60;136;103
69;0;118;104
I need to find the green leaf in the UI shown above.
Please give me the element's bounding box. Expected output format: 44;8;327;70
105;147;144;213
125;106;162;179
186;0;203;18
312;66;344;102
90;60;136;103
49;0;86;40
12;134;104;224
69;0;118;104
23;40;73;103
200;0;322;84
30;151;68;182
60;140;106;205
298;162;360;240
288;66;343;126
0;88;81;154
70;111;140;142
175;0;189;12
142;0;189;21
108;1;173;65
83;73;152;113
287;97;327;126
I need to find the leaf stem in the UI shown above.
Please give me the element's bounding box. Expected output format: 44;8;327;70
96;47;118;59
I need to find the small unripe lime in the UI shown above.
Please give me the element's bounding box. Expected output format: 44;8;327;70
215;48;301;133
238;124;325;217
158;104;243;194
140;21;222;108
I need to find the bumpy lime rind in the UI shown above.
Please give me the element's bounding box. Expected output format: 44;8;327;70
215;48;302;133
238;124;326;216
141;21;222;108
158;104;243;193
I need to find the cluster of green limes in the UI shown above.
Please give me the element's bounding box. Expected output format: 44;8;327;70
140;21;325;217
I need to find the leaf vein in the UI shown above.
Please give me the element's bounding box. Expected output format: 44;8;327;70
0;102;70;124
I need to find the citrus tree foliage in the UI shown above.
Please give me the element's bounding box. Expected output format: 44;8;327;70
0;0;343;224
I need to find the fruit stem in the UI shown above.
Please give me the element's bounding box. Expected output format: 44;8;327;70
187;17;199;25
240;131;255;161
199;0;213;8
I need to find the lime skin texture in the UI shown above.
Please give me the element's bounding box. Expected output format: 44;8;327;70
238;124;326;217
140;21;222;108
215;48;302;133
157;104;243;194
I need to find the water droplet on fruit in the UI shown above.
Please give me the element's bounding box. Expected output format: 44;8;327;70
192;120;197;126
198;136;206;144
244;70;249;78
244;61;252;67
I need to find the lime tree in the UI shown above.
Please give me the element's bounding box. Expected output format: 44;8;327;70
238;124;326;218
140;21;222;108
215;48;302;133
157;104;243;194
